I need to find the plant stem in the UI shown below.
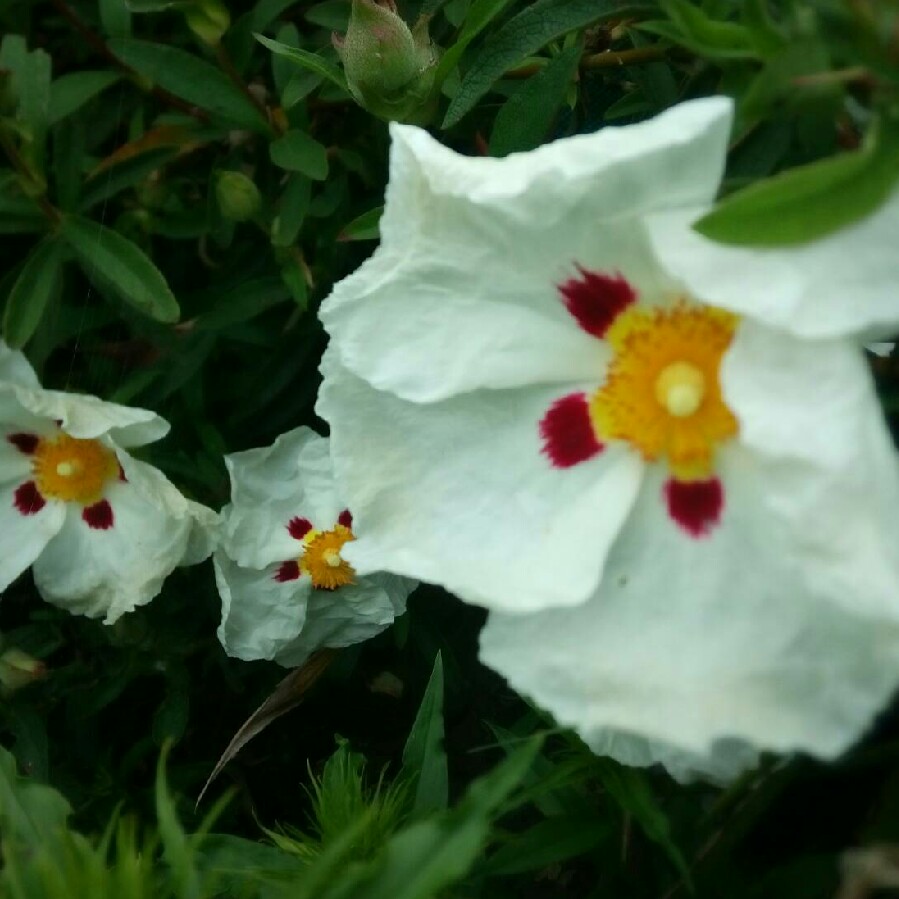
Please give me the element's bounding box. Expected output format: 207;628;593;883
0;132;61;226
214;43;280;135
580;45;667;69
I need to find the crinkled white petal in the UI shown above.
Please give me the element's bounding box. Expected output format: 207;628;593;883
480;454;899;778
0;483;65;592
588;729;759;785
322;98;733;403
0;341;40;388
0;383;169;447
647;189;899;339
181;499;220;566
215;553;310;662
220;427;345;570
272;573;412;668
318;352;643;612
725;321;899;622
0;428;36;486
32;465;193;623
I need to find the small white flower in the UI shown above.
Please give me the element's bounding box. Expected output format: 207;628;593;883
316;98;899;779
0;341;216;623
214;427;414;668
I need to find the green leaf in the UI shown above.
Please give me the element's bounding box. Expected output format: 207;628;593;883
0;745;72;854
0;171;45;233
480;812;612;876
595;759;693;888
48;71;120;125
100;0;133;36
695;115;899;246
270;129;330;179
433;0;518;89
272;174;312;247
255;33;349;92
400;653;448;816
638;0;757;60
338;205;383;241
0;36;52;162
3;237;65;348
305;0;351;30
108;38;270;132
60;215;181;322
442;0;652;128
489;44;580;156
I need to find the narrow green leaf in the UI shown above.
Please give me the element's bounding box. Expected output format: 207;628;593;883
442;0;652;128
255;34;349;92
400;653;448;815
0;171;45;232
638;0;758;60
272;174;312;247
48;71;120;125
337;205;383;241
100;0;132;36
3;237;65;348
0;36;52;152
108;38;270;132
61;215;180;322
270;129;329;179
433;0;517;88
695;116;899;246
490;44;580;156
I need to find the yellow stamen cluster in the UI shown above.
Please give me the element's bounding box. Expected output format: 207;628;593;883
589;303;738;480
300;524;356;590
32;433;119;505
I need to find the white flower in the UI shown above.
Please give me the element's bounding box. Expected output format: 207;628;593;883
214;426;414;668
0;342;216;623
316;98;899;779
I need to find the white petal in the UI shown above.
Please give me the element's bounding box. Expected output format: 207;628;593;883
588;729;759;784
272;573;411;668
0;427;37;486
32;475;191;623
480;455;899;775
214;554;310;662
321;98;733;403
648;189;899;339
724;321;899;622
180;500;220;566
0;342;40;387
220;427;344;569
318;354;643;612
3;384;169;446
0;483;65;592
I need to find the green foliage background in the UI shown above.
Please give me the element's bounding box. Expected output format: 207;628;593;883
1;0;899;896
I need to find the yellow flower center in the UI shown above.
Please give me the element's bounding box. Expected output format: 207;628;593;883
589;302;738;480
32;433;119;505
300;524;355;590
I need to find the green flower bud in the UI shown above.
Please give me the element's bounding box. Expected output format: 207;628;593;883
185;0;230;47
0;648;46;695
333;0;438;123
215;170;262;222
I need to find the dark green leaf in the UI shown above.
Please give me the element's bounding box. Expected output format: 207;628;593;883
0;36;52;155
48;71;120;125
60;215;181;322
400;653;448;815
100;0;133;35
272;174;312;246
490;44;580;156
696;115;899;245
639;0;758;60
442;0;652;128
270;129;329;179
2;237;65;348
338;205;383;241
255;34;349;92
108;38;270;132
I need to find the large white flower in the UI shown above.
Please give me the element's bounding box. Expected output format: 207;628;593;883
214;427;414;668
316;98;899;779
0;342;216;623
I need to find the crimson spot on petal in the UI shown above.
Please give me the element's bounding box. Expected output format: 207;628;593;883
288;517;312;539
275;560;301;582
558;266;636;339
14;481;45;515
338;509;353;528
540;393;603;469
83;499;114;530
7;432;39;454
664;477;723;538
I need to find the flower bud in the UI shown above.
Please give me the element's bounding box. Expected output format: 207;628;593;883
333;0;438;123
0;648;47;695
185;0;230;47
215;170;262;222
